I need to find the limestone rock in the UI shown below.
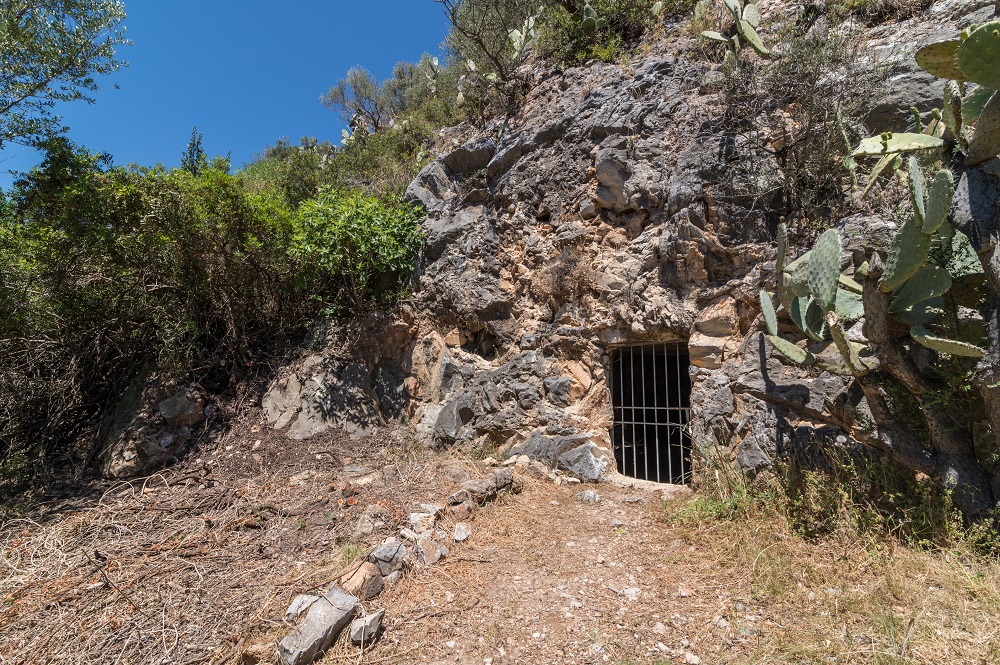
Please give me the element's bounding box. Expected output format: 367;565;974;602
453;523;472;542
369;540;408;576
416;534;448;566
340;563;383;601
277;587;358;665
349;608;386;645
158;388;206;428
284;594;320;622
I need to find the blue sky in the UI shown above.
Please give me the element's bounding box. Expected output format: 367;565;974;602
0;1;452;189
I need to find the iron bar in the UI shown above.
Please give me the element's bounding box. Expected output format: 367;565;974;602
610;343;691;485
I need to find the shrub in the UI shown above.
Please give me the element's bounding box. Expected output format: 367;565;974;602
0;139;426;482
291;190;424;307
721;23;889;223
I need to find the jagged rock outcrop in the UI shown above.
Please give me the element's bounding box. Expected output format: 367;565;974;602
261;0;990;484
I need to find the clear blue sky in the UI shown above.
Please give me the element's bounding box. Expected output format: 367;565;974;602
0;1;451;189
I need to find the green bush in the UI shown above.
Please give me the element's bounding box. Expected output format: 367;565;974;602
0;138;426;481
292;190;424;307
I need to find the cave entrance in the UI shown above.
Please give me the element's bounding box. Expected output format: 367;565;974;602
609;343;692;484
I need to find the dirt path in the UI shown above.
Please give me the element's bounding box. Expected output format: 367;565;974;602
372;479;743;665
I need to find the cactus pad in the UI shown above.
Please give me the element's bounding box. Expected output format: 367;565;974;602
723;0;742;21
760;290;778;336
828;314;869;376
770;335;816;365
907;156;926;227
839;274;863;294
915;39;965;80
911;325;986;358
701;30;731;43
890;266;953;313
957;21;1000;90
881;217;931;292
895;297;945;325
738;19;770;57
791;296;828;341
835;289;864;322
943;81;963;141
965;90;1000;166
963;86;993;124
853;132;943;157
776;223;788;273
862;152;899;199
742;2;760;28
807;229;842;311
922;168;954;234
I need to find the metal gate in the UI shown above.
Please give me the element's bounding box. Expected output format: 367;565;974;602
609;344;692;484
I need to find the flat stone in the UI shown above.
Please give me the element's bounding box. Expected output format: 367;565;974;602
576;490;601;504
408;511;436;532
349;608;386;645
416;534;448;565
277;587;358;665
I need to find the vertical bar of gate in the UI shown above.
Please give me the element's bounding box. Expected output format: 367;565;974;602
615;351;625;473
663;343;672;484
630;345;636;479
641;345;649;481
652;344;660;483
675;343;684;482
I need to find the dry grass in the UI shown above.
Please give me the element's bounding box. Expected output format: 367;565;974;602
668;493;1000;664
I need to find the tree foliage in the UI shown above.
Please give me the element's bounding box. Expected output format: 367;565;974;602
0;0;128;148
321;67;400;135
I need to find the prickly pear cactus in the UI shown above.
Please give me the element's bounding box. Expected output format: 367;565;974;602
723;0;741;21
770;334;816;365
915;39;965;81
965;91;1000;166
942;81;963;143
895;297;946;326
853;132;943;157
957;21;1000;90
807;229;842;312
881;218;931;292
907;156;926;227
963;86;993;124
890;266;953;313
911;325;986;358
922;168;954;234
760;290;778;336
737;19;770;56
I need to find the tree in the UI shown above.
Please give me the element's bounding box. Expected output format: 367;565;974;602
436;0;539;82
0;0;129;149
180;126;207;176
321;67;399;135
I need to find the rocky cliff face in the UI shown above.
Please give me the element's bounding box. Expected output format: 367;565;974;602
260;0;993;485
